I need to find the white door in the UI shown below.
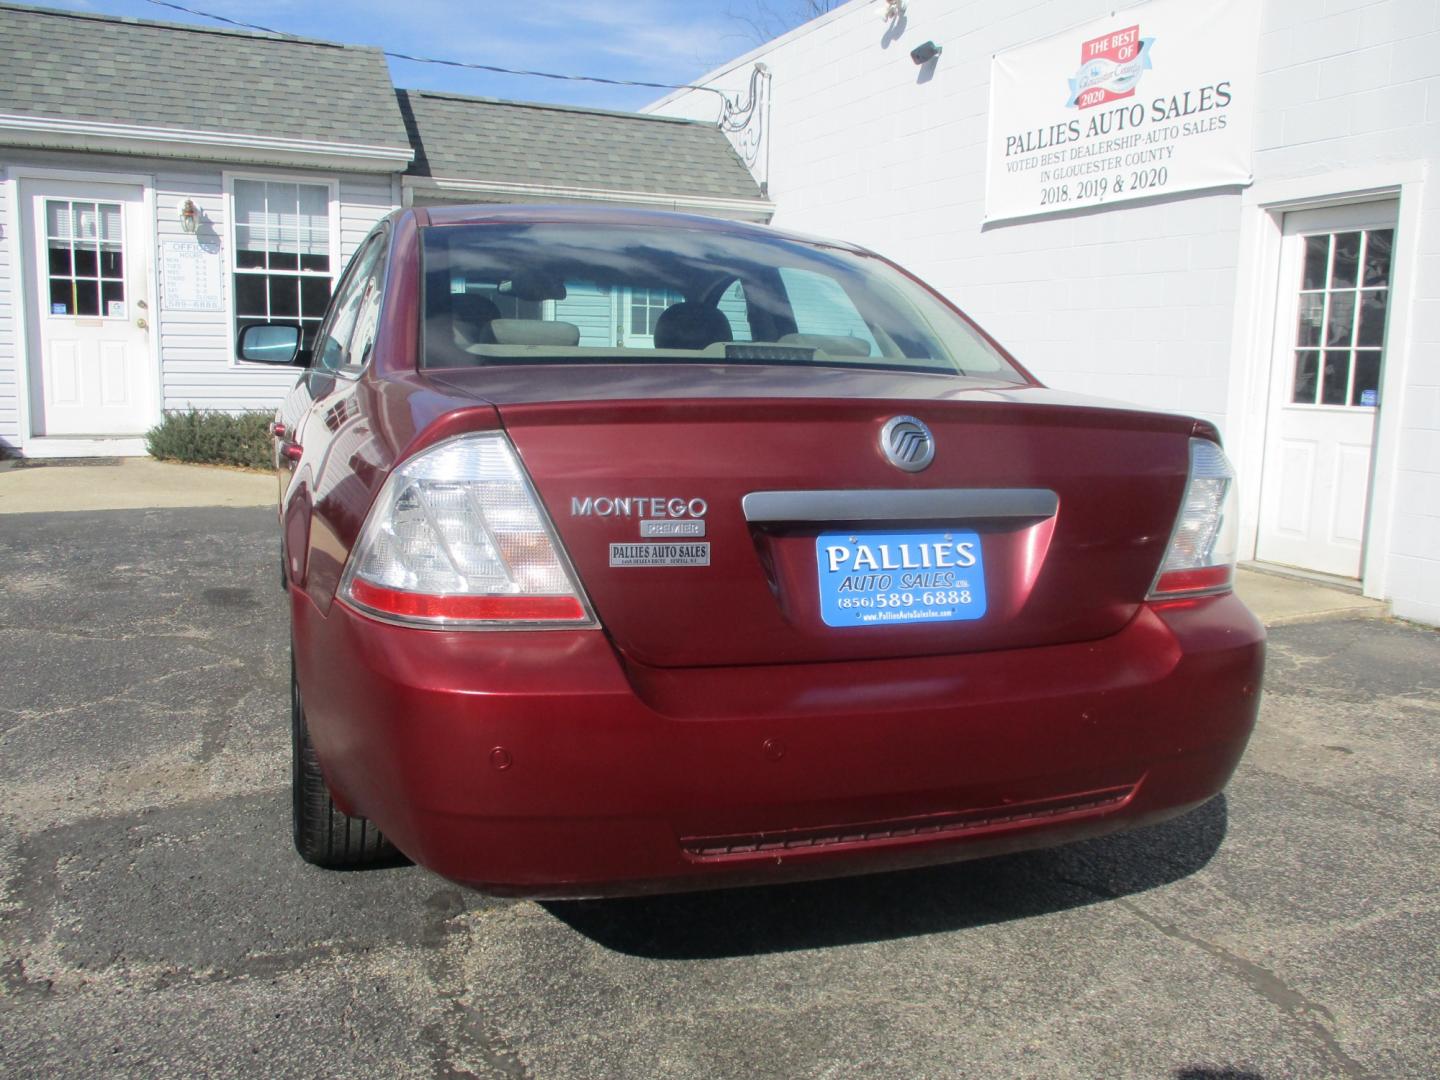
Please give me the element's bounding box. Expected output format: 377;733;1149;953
1255;202;1398;578
21;180;152;436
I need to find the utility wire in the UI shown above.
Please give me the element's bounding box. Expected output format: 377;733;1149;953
143;0;728;99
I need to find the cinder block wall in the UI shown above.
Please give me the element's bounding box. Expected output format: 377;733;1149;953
649;0;1440;622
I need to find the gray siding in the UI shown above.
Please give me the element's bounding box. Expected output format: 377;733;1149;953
159;169;392;412
1;148;401;437
554;283;616;347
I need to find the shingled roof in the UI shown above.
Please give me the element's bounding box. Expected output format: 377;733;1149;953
397;90;765;203
0;2;410;153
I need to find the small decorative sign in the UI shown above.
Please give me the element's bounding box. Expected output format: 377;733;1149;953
161;237;225;312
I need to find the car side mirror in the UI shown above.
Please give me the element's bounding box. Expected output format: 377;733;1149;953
238;324;305;366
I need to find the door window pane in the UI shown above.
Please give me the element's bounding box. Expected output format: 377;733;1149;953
1330;232;1360;288
101;280;126;316
1362;229;1392;288
1357;291;1387;347
100;246;123;278
1301;236;1329;290
1351;351;1381;406
1325;291;1355;346
74;279;99;317
1320;351;1351;405
1292;350;1319;404
1295;293;1323;347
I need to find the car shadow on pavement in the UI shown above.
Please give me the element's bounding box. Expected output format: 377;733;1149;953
544;795;1227;959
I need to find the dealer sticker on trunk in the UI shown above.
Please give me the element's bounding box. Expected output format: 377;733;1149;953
816;530;987;627
610;542;711;567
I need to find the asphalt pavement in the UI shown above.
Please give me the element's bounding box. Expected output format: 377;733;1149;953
0;504;1436;1079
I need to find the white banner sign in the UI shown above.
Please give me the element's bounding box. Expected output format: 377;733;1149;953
985;0;1259;222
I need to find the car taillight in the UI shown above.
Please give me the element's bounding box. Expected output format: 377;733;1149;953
339;432;594;628
1148;437;1239;599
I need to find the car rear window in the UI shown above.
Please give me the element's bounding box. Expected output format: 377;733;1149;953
419;222;1024;380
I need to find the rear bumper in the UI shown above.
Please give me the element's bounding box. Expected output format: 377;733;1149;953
294;591;1264;897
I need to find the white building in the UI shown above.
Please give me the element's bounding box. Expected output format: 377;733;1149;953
647;0;1440;626
0;4;769;456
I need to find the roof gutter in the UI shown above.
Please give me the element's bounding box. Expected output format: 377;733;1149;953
0;113;414;173
402;175;774;221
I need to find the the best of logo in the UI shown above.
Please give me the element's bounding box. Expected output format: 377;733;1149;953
1066;25;1155;110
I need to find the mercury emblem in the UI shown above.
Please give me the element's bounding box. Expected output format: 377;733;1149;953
880;415;935;472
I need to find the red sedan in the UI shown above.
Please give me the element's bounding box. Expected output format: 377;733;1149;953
240;206;1263;898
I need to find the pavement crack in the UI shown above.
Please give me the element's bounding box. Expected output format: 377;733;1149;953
1242;763;1440;841
419;889;532;1080
0;659;242;748
1055;872;1371;1079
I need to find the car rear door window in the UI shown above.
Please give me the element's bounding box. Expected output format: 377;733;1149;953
314;230;386;374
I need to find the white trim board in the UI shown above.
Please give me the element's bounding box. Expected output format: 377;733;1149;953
0;113;412;174
20;437;149;458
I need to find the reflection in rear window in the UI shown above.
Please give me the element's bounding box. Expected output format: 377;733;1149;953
419;223;1024;381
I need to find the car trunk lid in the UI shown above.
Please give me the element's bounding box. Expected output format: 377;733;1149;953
444;370;1194;668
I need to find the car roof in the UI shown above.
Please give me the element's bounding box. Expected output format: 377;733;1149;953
414;204;869;255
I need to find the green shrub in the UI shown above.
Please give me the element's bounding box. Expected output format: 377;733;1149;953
145;409;273;470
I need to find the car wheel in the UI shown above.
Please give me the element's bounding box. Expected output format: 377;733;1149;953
291;650;402;869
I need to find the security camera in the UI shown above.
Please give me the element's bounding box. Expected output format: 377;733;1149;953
910;40;941;65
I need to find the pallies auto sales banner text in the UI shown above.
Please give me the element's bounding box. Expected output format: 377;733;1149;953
984;0;1260;222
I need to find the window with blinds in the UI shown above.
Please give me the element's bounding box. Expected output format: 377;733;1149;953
231;179;334;349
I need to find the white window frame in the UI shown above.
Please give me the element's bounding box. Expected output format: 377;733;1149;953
222;170;340;369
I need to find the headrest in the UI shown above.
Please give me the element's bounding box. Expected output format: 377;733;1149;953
653;302;734;351
486;319;581;347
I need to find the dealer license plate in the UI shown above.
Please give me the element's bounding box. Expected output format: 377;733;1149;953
815;529;987;628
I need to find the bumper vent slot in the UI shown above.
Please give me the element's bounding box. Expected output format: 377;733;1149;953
681;784;1136;860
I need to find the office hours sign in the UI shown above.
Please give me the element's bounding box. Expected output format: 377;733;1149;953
985;0;1259;222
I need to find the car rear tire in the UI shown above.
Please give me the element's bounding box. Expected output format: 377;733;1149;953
291;651;402;869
